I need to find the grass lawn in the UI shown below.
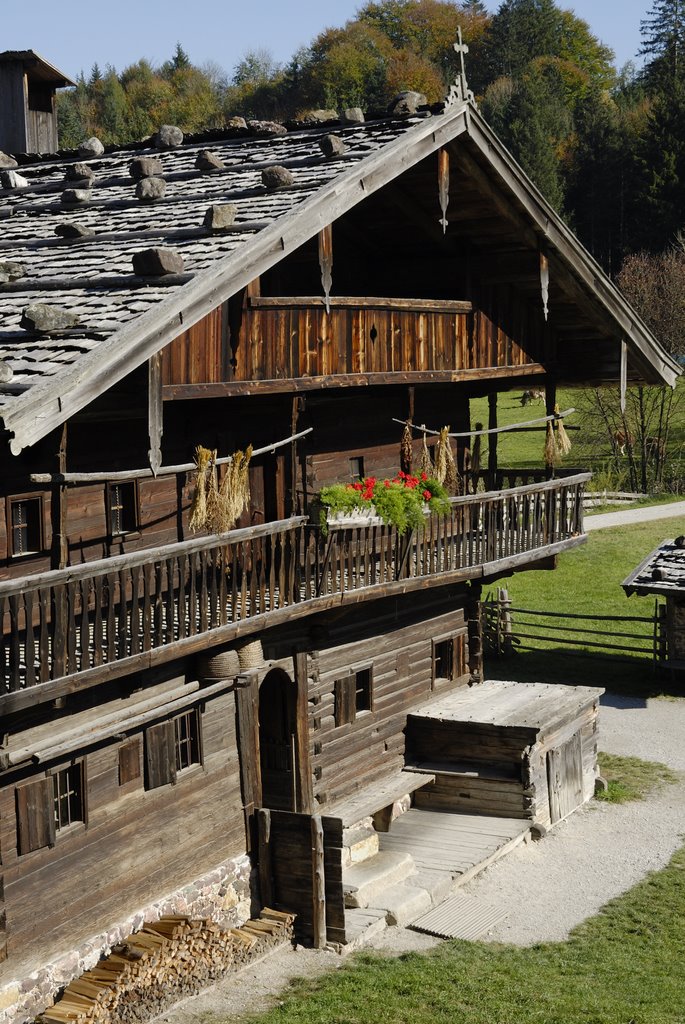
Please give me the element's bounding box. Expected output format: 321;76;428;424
596;752;679;803
484;519;685;696
245;847;685;1024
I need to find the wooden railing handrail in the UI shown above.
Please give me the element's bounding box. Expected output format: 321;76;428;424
448;473;591;506
0;516;308;597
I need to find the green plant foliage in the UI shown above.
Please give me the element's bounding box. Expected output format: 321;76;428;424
596;751;679;803
318;473;450;535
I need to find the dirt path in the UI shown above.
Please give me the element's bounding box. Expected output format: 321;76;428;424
156;693;685;1023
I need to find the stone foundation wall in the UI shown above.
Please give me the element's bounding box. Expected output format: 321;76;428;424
0;854;252;1024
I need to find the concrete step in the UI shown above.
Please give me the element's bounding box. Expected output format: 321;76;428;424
341;908;388;953
343;850;415;909
342;824;380;867
369;882;433;927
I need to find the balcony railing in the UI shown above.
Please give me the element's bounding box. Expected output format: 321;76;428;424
0;474;589;706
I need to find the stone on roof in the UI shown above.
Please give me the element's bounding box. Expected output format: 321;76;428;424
154;125;184;150
78;137;105;158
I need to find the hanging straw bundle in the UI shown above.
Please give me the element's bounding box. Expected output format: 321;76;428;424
400;420;413;475
435;426;459;493
544;421;558;467
218;444;253;529
554;404;572;457
419;430;434;476
189;446;213;532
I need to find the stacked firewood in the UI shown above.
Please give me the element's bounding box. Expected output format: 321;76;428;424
37;909;295;1024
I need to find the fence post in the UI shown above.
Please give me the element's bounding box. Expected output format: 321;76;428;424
498;588;513;656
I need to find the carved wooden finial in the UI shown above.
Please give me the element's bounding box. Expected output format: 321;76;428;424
445;26;475;107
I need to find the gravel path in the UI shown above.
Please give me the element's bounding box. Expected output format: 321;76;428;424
158;693;685;1023
584;501;685;531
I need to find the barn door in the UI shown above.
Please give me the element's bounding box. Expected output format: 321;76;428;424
547;731;584;823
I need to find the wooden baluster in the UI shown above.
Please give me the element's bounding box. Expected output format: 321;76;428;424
92;576;104;666
129;565;141;657
200;550;209;631
209;547;219;627
268;534;276;612
178;553;188;636
66;581;78;673
8;595;21;691
248;538;258;614
0;596;8;691
302;530;312;601
105;573;117;663
287;529;297;604
79;578;91;671
141;562;153;650
165;557;176;641
230;544;239;619
24;590;36;689
117;570;128;659
188;551;198;635
240;541;249;618
154;561;164;648
258;536;267;614
38;587;50;682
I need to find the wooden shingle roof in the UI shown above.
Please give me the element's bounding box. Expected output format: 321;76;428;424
0;99;679;453
623;539;685;597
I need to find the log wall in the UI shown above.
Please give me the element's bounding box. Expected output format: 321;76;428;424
0;684;246;980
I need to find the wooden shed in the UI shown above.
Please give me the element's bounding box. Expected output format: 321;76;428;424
623;539;685;676
0;50;74;156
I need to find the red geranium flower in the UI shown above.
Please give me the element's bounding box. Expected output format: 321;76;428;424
423;489;431;500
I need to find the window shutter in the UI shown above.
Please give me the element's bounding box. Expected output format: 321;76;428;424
16;778;55;855
119;739;142;785
145;722;177;789
335;676;356;726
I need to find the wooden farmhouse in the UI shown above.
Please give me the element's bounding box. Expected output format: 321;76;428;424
0;53;679;1020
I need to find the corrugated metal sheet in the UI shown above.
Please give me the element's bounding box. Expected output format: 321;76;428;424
410;895;508;940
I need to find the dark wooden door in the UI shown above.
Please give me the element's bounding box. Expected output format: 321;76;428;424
259;668;297;811
547;731;584;823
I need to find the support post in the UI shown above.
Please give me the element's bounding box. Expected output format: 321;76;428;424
310;814;326;948
487;392;498;487
467;582;483;684
148;352;163;476
498;587;513;656
51;422;68;570
293;649;314;814
257;808;274;910
545;379;557;477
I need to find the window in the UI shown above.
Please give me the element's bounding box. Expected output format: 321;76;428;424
432;634;468;688
53;764;84;831
16;762;85;856
8;497;43;557
349;456;365;482
335;666;373;726
145;710;201;790
107;482;139;536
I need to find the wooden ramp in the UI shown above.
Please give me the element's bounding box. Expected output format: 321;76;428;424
379;807;529;885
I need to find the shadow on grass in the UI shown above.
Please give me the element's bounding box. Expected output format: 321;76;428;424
484;647;684;701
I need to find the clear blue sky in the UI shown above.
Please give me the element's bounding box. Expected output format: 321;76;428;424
4;0;650;82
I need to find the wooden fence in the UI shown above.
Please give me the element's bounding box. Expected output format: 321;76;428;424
483;588;661;664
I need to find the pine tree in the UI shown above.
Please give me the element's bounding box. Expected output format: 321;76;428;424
640;0;685;84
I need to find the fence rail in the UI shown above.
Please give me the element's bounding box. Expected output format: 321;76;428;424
0;475;589;697
483;589;660;663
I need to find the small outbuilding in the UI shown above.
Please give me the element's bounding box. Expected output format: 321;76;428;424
623;538;685;675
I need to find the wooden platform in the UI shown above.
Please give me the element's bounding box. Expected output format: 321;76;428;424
379;807;529;885
409;680;604;735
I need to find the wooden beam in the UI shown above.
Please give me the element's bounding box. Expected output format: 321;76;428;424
248;296;473;312
148;353;163;476
162;364;549;401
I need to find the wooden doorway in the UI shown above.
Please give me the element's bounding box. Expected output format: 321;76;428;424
547;731;584;823
259;668;298;811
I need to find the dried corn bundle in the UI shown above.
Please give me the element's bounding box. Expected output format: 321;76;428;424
554;404;572;456
418;431;434;476
400;420;413;474
189;446;213;532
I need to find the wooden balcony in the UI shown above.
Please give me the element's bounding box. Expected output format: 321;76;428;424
0;475;590;714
